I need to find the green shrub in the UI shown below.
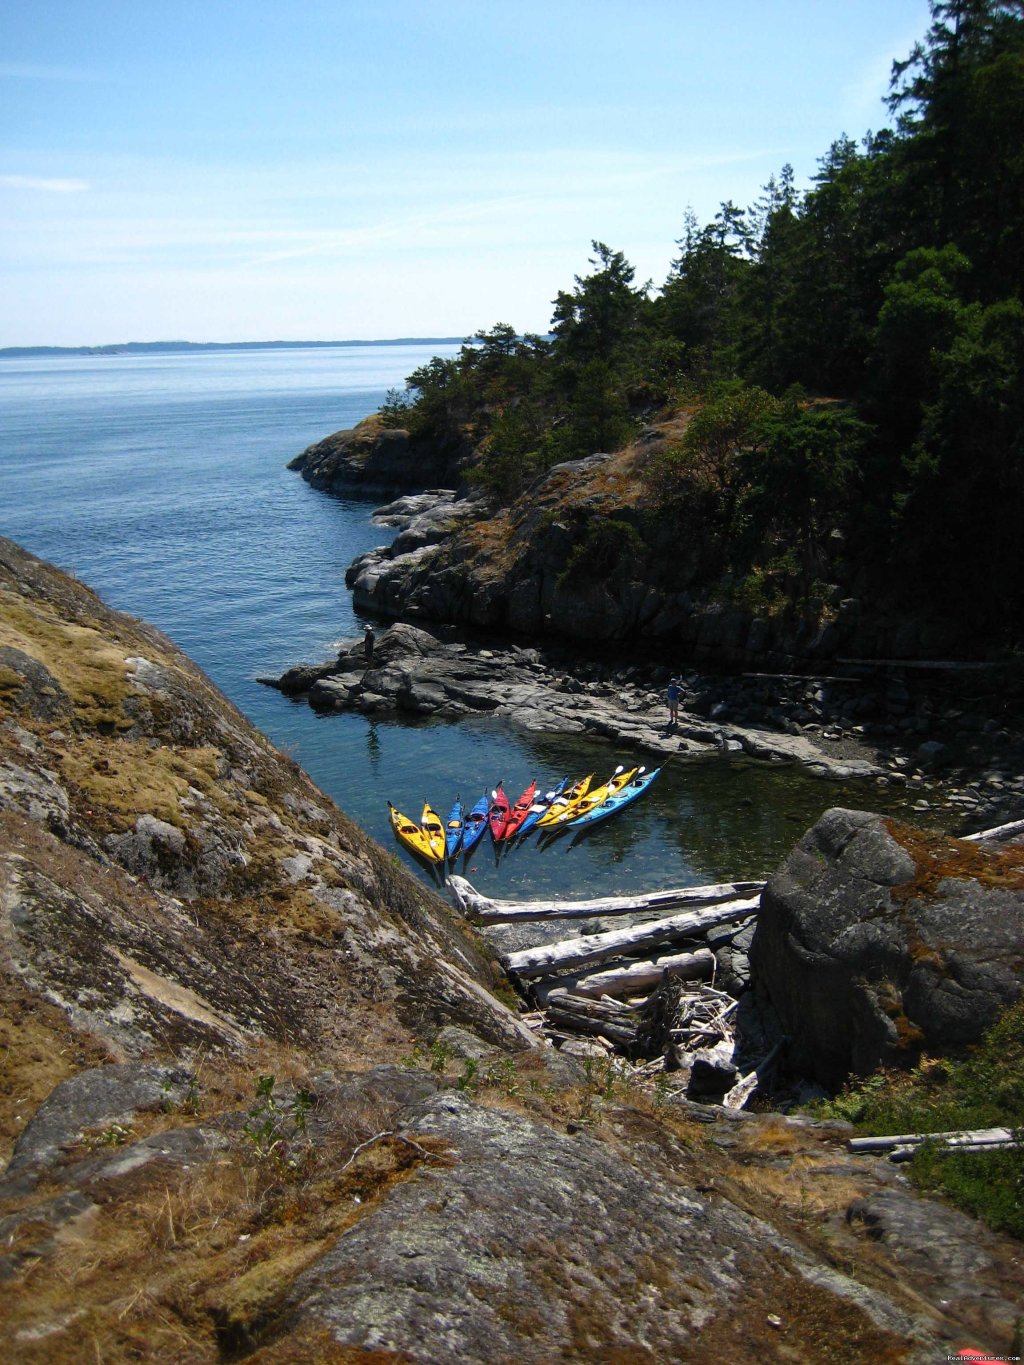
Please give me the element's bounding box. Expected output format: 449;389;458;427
812;1000;1024;1238
556;517;645;588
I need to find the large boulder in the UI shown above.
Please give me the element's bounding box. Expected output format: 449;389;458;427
751;809;1024;1088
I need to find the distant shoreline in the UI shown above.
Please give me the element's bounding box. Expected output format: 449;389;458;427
0;338;465;360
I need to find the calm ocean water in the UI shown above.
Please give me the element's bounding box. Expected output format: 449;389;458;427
0;344;898;897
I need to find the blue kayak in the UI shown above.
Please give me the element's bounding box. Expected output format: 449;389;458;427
514;775;570;839
444;795;464;861
461;791;491;855
568;767;661;829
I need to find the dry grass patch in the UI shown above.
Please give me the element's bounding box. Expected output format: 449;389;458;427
457;513;519;578
727;1153;869;1224
0;961;115;1165
57;737;221;832
0;590;140;731
5;1084;452;1364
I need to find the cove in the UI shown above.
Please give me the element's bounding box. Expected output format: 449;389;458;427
0;343;936;899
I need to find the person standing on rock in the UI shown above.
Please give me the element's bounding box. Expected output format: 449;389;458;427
363;623;375;668
667;676;681;726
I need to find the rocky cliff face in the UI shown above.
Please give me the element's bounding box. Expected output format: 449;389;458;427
2;538;1021;1362
334;423;967;666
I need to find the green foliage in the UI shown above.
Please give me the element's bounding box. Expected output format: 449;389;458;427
242;1073;316;1175
681;381;778;492
379;386;413;425
646;381;779;526
553;358;635;461
814;999;1024;1237
656;204;750;380
868;244;973;441
736;398;869;592
375;2;1024;647
551;241;650;368
429;1038;452;1073
556;516;645;588
899;294;1024;630
456;1057;479;1092
162;1071;201;1115
911;1138;1024;1237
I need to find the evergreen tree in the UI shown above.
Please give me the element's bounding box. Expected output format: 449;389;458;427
550;241;650;368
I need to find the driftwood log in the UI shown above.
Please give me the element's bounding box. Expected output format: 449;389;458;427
848;1126;1021;1160
964;818;1024;845
722;1038;787;1111
447;875;764;923
501;897;759;979
541;989;639;1047
532;948;716;1004
632;978;737;1064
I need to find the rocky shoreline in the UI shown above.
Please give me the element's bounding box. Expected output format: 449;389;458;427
5;535;1024;1361
262;486;1024;832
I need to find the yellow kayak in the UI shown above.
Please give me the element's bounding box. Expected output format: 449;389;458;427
420;802;446;862
535;774;594;829
542;766;637;828
388;801;443;863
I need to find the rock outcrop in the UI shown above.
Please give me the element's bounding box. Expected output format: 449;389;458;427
288;415;462;496
263;621;892;780
4;538;1022;1362
333;437;978;667
0;536;533;1069
751;808;1024;1087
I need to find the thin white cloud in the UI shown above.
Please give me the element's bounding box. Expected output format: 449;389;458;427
840;22;924;130
0;62;107;83
0;174;90;193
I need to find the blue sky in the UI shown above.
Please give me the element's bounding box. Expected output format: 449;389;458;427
1;0;933;346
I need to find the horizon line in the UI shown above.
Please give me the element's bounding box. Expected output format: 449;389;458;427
0;336;470;358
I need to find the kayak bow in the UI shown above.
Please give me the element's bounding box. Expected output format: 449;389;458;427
444;795;464;861
488;782;511;843
388;801;443;864
555;765;638;827
502;780;538;841
515;776;570;839
420;802;446;862
535;774;594;829
461;792;491;856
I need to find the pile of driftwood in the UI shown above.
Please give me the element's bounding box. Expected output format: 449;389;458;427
447;875;777;1107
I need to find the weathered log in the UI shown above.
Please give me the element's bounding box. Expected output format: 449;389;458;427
447;875;764;923
541;989;638;1046
888;1137;1020;1161
532;948;715;1004
848;1126;1019;1155
722;1038;787;1111
964;818;1024;845
501;897;759;979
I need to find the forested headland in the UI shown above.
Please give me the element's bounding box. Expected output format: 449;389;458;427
379;2;1024;659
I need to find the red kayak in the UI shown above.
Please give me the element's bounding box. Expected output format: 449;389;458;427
487;782;511;842
502;780;538;841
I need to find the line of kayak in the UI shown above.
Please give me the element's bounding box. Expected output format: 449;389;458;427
387;764;661;866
